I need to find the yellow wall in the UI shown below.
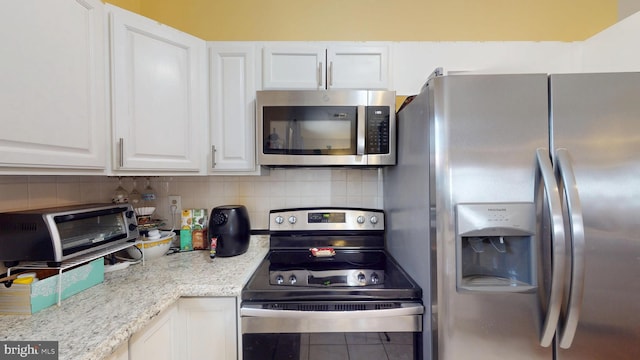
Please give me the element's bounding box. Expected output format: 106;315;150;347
104;0;617;41
106;0;141;14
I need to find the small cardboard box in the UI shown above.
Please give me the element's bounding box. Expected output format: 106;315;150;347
181;209;193;230
0;258;104;315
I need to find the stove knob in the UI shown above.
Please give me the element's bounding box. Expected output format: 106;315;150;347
370;272;380;284
288;215;297;224
289;275;297;285
357;216;365;224
275;275;284;285
275;216;284;224
370;216;379;225
357;272;366;284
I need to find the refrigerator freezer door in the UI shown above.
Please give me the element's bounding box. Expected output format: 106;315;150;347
431;74;551;360
551;72;640;359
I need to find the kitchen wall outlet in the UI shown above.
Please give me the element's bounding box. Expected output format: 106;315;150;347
168;195;182;215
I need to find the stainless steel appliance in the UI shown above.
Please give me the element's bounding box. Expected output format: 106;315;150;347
241;207;423;360
384;70;640;359
0;203;139;267
209;205;251;257
256;90;396;167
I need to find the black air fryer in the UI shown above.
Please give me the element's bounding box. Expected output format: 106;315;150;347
209;205;251;257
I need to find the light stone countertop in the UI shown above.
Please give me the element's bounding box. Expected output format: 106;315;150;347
0;235;269;360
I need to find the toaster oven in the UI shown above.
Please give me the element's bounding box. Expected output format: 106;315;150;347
0;203;139;267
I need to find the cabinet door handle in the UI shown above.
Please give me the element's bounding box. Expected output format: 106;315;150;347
318;62;323;88
119;138;124;168
211;145;217;168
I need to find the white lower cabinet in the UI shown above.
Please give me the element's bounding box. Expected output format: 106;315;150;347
129;302;179;360
115;297;237;360
177;297;238;360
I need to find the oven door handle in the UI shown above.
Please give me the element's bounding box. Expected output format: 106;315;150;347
241;303;424;319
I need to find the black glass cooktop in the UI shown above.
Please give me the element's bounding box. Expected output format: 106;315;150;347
242;249;422;301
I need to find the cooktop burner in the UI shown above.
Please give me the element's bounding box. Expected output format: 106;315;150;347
268;249;386;287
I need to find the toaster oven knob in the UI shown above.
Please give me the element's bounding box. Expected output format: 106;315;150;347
275;275;284;285
275;216;284;224
128;223;138;231
357;272;366;284
357;216;365;224
370;216;379;225
289;275;297;285
126;210;135;218
288;215;297;224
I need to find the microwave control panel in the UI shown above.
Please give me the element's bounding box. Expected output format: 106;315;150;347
366;106;390;154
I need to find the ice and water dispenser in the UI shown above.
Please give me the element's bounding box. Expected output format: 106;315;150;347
456;202;537;293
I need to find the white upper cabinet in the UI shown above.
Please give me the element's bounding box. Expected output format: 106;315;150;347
262;43;390;90
0;0;107;173
326;45;390;89
208;43;258;173
262;45;327;89
108;5;207;173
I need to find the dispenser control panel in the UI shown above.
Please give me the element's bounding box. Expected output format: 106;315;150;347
456;202;535;237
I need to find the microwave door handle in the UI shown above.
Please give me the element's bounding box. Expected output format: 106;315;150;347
536;148;567;347
357;106;366;155
555;148;586;349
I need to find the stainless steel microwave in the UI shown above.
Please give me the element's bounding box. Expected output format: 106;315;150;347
256;90;396;167
0;203;139;267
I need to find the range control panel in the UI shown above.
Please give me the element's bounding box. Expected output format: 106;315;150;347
269;208;384;232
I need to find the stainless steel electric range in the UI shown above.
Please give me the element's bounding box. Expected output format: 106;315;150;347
241;208;423;360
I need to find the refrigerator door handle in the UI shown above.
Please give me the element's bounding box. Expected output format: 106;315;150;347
555;148;586;349
536;148;567;347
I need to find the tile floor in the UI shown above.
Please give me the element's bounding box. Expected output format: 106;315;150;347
301;332;415;360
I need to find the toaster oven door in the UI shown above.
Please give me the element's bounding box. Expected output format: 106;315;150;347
48;206;137;260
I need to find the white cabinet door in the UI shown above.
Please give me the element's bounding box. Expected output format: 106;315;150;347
262;43;390;90
178;297;237;360
262;45;326;89
209;43;258;173
0;0;107;172
129;303;179;360
108;5;207;172
327;45;389;89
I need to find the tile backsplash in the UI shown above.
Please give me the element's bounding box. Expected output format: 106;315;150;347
0;168;383;230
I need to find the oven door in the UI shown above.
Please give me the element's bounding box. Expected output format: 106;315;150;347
241;301;423;360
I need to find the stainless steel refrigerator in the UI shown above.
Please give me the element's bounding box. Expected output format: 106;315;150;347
384;70;640;360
